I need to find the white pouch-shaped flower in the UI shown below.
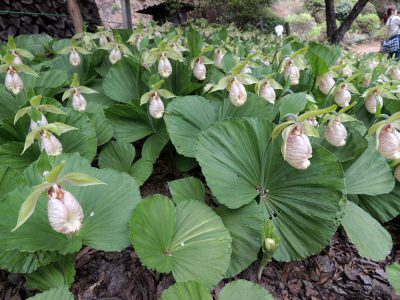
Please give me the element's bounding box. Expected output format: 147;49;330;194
283;60;300;86
47;185;84;235
12;54;23;65
377;124;400;160
335;85;351;107
109;46;122;64
365;92;383;114
5;67;23;95
99;34;108;47
214;50;224;69
229;78;247;107
69;48;81;66
40;131;63;156
158;53;172;78
259;82;276;104
281;124;312;169
72;91;87;112
324;119;347;147
318;72;335;95
149;93;164;119
193;58;206;80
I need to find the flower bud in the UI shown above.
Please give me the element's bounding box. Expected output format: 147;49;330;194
109;45;122;64
363;75;371;88
193;58;206;80
72;90;87;112
149;92;164;119
99;33;108;47
282;125;312;169
259;82;276;104
5;67;23;95
394;165;400;182
30;113;48;131
365;91;383;114
264;238;276;252
283;60;300;86
308;116;318;127
214;50;224;69
241;64;251;74
40;130;62;156
342;65;352;77
47;185;84;235
229;77;247;107
377;124;400;160
318;72;335;95
389;66;400;80
335;85;351;107
69;48;81;66
158;53;172;78
324;119;347;147
136;34;143;50
12;53;23;65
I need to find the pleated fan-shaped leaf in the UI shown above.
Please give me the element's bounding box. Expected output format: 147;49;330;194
196;118;345;261
27;286;74;300
164;94;276;157
129;195;232;289
161;281;212;300
218;280;274;300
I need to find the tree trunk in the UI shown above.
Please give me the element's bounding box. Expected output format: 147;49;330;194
325;0;337;43
331;0;370;44
67;0;83;33
325;0;371;44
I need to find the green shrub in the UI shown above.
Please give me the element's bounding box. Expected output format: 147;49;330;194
336;2;353;21
263;8;285;33
287;13;320;40
353;13;380;34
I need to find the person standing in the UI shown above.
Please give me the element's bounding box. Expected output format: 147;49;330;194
383;7;400;59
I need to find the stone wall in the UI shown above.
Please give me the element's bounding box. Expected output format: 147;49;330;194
0;0;101;40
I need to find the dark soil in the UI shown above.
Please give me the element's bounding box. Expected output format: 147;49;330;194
1;157;400;300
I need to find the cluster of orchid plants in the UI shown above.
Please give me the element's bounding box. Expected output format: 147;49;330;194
0;19;399;299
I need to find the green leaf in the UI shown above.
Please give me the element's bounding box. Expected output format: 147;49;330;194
27;286;74;300
89;112;113;146
342;201;392;260
216;202;263;277
0;167;24;200
161;281;212;300
37;105;66;115
306;42;340;76
345;138;394;195
165;95;276;157
168;177;205;203
278;92;308;119
12;183;50;232
222;52;236;74
103;58;142;103
45;161;65;183
0;88;19;123
357;181;400;223
187;27;203;57
387;263;400;296
0;251;60;274
0;142;41;170
130;196;232;289
47;108;97;161
196;118;344;261
219;280;274;300
98;140;136;173
105;103;154;143
59;172;105;186
25;255;75;291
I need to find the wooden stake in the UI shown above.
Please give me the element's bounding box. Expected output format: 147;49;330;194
120;0;132;29
67;0;83;33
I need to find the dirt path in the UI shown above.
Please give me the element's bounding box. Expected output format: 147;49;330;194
272;0;304;18
349;41;381;54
